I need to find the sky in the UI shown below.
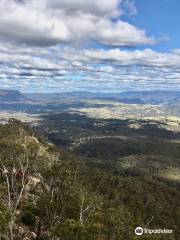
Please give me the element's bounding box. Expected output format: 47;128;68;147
0;0;180;93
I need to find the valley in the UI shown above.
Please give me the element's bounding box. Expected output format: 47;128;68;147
1;1;180;239
0;90;180;239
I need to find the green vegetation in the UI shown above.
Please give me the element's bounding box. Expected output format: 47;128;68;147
0;118;180;239
37;112;180;149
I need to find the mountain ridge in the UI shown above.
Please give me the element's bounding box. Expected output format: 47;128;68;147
25;90;180;105
0;90;29;103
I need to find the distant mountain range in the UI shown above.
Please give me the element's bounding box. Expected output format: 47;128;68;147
1;89;180;118
26;90;180;105
0;90;28;103
1;89;180;107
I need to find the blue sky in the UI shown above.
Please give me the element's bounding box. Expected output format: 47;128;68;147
131;0;180;52
0;0;180;93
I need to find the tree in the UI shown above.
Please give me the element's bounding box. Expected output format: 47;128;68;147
0;135;30;240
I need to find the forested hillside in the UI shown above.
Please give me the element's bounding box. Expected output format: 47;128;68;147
0;120;179;240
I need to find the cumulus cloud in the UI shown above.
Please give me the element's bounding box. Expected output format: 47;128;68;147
83;48;180;67
0;0;178;93
1;43;180;92
95;20;155;46
47;0;120;17
0;0;154;47
0;0;71;46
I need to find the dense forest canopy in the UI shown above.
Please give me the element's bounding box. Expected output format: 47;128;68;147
0;119;179;240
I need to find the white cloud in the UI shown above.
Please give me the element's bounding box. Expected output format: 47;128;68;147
0;1;178;93
47;0;121;17
0;0;71;46
83;48;180;67
95;20;155;46
1;43;180;92
172;49;180;55
0;0;154;47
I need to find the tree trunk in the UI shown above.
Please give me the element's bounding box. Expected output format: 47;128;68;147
36;218;42;240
